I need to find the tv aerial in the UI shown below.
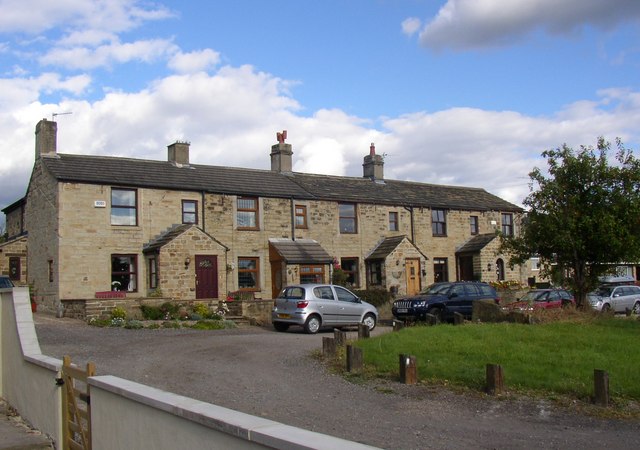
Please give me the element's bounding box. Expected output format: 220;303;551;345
51;112;73;121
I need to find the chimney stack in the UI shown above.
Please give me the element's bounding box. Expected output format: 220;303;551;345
168;141;190;166
270;130;293;174
363;142;384;180
35;119;57;160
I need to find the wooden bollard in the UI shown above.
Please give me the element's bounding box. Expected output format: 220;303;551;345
346;345;363;372
399;354;417;384
393;320;404;331
334;329;347;347
594;369;609;407
358;323;370;339
453;312;464;325
322;337;336;356
425;314;438;326
486;364;504;395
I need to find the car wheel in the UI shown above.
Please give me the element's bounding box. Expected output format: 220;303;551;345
601;303;611;313
633;302;640;315
273;322;290;332
362;313;376;331
426;306;443;323
304;315;321;334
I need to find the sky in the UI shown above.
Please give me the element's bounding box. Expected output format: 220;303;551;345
2;0;640;230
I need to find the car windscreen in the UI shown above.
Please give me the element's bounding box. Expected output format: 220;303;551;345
422;283;450;295
594;287;613;297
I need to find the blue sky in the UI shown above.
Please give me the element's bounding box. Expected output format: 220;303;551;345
2;0;640;229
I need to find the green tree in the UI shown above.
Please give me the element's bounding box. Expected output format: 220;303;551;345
501;138;640;308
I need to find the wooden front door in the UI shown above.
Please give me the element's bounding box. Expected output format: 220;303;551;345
405;258;421;296
458;255;474;281
196;255;218;299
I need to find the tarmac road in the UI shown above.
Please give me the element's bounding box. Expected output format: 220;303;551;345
35;314;640;450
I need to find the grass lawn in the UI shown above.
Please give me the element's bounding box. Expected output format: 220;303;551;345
355;315;640;402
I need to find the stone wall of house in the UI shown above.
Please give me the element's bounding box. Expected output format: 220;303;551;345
25;160;60;310
0;236;28;285
4;205;25;239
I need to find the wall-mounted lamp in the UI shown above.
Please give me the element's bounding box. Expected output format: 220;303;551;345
396;260;400;266
184;256;191;268
487;263;492;271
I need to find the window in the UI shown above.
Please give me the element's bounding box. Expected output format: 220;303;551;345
182;200;198;224
238;257;259;289
148;257;158;289
496;258;505;281
530;257;540;271
295;205;308;229
501;213;514;236
335;286;359;303
237;197;259;229
389;212;399;231
339;203;357;234
470;216;479;235
111;255;137;292
340;258;359;287
368;260;383;286
433;258;449;282
111;188;137;226
432;209;446;236
300;265;325;284
9;257;20;281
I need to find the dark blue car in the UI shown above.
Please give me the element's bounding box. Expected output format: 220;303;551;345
392;281;499;323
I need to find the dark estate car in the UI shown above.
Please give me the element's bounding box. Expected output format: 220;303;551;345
504;289;575;312
392;281;500;323
0;275;15;289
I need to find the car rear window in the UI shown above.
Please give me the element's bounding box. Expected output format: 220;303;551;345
280;287;304;299
477;285;495;297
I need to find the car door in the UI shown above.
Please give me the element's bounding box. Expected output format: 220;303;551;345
312;286;341;325
447;284;471;317
544;290;562;309
333;286;364;325
610;286;628;312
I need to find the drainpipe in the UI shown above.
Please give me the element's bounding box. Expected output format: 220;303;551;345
201;191;206;231
290;197;296;241
403;206;415;243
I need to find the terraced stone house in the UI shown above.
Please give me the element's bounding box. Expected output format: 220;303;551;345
2;119;529;315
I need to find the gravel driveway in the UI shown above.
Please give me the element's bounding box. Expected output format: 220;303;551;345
34;315;640;449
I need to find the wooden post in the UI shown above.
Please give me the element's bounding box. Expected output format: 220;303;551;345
486;364;504;395
425;314;437;326
322;337;336;356
399;354;417;384
453;312;464;325
334;329;347;347
358;323;370;339
393;320;404;331
346;345;363;372
594;369;609;407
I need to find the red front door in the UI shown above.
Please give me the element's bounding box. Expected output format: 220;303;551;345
195;255;218;299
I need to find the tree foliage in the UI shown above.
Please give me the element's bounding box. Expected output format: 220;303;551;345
501;138;640;308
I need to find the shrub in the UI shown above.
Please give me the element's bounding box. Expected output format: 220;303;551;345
140;304;164;320
160;302;180;320
88;317;111;327
111;306;127;320
192;303;211;318
162;320;181;329
352;289;393;307
124;319;144;329
190;320;225;330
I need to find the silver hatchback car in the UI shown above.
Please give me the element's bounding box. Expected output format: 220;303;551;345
272;284;378;334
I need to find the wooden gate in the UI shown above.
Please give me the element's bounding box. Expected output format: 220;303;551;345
61;355;95;450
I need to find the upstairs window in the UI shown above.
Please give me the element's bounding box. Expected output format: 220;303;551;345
432;209;446;236
111;188;137;226
295;205;308;229
502;213;514;236
470;216;479;235
237;197;259;230
389;212;399;231
182;200;198;224
339;203;357;234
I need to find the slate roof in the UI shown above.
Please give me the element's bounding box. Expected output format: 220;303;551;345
455;233;498;254
366;235;409;261
269;239;333;264
40;153;522;212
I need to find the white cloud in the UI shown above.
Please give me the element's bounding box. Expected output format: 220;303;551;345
401;17;422;37
0;0;173;34
417;0;640;50
0;73;91;107
168;49;221;74
40;38;179;70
